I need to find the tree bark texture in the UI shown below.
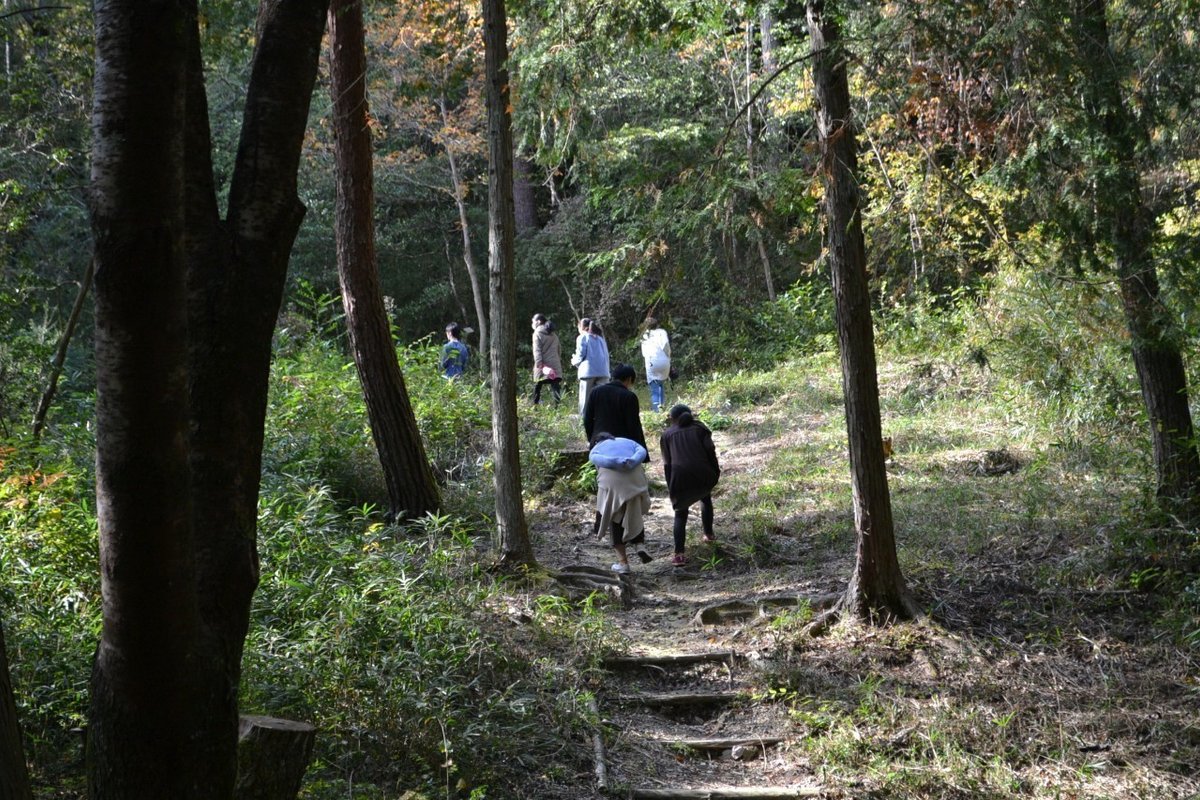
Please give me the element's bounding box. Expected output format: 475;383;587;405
482;0;535;566
329;0;440;521
1074;0;1200;514
0;623;32;800
806;0;916;622
88;0;330;796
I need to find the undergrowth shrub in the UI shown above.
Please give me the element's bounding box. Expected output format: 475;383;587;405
246;479;610;795
264;336;493;512
0;443;98;774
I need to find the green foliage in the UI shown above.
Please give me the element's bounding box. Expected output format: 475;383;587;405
0;444;99;755
246;485;609;792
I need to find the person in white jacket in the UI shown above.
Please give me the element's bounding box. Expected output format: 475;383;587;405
640;317;671;412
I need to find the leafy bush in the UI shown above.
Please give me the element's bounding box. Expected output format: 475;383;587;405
245;481;609;794
0;443;99;758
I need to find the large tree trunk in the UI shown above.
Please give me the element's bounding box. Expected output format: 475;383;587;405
1074;0;1200;516
0;623;32;800
440;97;489;356
88;0;330;796
482;0;535;567
329;0;440;521
806;0;918;625
88;3;204;793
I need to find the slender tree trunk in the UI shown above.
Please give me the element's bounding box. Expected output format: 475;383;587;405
329;0;439;521
31;258;93;441
513;156;537;233
1074;0;1200;516
482;0;535;567
806;0;918;625
0;623;32;800
440;97;489;356
88;0;330;795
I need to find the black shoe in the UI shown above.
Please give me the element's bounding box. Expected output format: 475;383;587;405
635;549;653;564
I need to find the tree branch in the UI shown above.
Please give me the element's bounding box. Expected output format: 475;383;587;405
714;50;816;159
0;5;67;22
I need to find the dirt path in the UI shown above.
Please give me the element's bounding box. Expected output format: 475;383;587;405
529;425;849;798
524;399;1200;800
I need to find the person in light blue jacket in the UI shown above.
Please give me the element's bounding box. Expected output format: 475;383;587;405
570;317;610;414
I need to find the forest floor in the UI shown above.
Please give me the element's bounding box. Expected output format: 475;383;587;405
520;361;1200;800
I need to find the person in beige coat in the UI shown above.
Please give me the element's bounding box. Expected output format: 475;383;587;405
589;433;652;573
531;313;564;405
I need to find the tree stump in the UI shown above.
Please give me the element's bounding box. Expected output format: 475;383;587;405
234;715;316;800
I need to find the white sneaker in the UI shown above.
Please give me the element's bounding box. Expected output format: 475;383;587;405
611;562;631;574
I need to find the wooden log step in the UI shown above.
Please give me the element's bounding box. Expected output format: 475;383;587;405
629;787;823;799
692;593;841;626
603;651;738;669
662;736;784;754
613;690;745;709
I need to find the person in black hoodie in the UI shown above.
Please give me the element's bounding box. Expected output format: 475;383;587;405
659;404;719;566
582;363;647;457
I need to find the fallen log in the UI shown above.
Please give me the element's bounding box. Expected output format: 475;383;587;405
234;715;316;800
587;696;608;792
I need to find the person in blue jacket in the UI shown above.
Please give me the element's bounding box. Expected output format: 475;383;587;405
441;322;469;379
570;317;610;414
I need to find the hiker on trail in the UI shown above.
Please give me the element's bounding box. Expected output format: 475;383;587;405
640;317;671;412
583;363;648;458
531;313;563;406
589;433;652;574
660;404;719;566
570;317;610;414
441;322;469;379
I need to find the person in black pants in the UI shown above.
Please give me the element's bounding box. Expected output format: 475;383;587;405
659;404;719;566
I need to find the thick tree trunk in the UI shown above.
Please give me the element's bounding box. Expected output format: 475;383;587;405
88;0;330;796
329;0;439;521
806;0;917;623
0;624;32;800
1074;0;1200;516
88;4;205;795
513;156;538;233
482;0;535;567
440;97;489;356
